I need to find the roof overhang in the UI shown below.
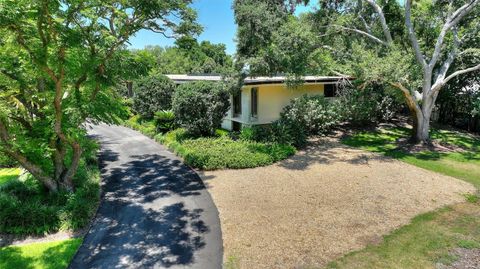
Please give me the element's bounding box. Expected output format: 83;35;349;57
165;74;351;85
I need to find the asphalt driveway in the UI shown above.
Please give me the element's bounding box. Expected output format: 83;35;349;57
69;124;222;269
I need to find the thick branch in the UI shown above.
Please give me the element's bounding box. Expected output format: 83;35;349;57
405;0;427;68
442;63;480;86
365;0;393;44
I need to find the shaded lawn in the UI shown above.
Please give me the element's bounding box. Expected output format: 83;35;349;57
331;126;480;269
342;127;480;188
0;168;21;186
0;238;82;269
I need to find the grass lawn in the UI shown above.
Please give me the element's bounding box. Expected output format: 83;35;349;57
0;168;21;186
342;127;480;188
329;126;480;268
0;239;82;269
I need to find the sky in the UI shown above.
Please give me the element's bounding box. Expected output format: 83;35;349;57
127;0;316;55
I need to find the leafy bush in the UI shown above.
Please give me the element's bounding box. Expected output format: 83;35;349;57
154;110;177;133
338;86;398;125
125;115;157;137
156;128;295;170
132;75;175;119
250;120;308;148
0;163;100;235
280;95;342;135
172;81;230;136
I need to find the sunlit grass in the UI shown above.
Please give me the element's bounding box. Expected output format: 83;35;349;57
332;126;480;268
343;127;480;188
0;168;21;186
326;202;480;269
0;238;82;269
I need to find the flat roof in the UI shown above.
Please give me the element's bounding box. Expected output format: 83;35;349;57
165;74;348;85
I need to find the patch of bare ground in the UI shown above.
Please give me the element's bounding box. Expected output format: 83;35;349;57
0;225;89;248
199;137;476;269
437;248;480;269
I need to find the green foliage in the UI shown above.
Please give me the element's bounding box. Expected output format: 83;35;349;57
0;0;199;192
132;75;175;119
156;128;295;170
154;110;177;133
246;121;308;148
172;81;230;136
0;238;82;269
0;164;100;235
281;95;342;135
0;151;16;168
338;85;400;125
125;115;157;138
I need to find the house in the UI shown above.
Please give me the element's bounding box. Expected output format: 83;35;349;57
166;74;347;131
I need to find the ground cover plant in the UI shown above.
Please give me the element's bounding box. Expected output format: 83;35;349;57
0;163;100;235
0;238;82;269
155;129;295;170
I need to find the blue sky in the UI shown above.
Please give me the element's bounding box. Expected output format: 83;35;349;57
127;0;316;55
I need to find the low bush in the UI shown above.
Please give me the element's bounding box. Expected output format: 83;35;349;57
132;75;175;119
154;110;177;133
172;81;230;137
125;115;156;137
249;121;308;148
156;128;295;170
0;163;100;235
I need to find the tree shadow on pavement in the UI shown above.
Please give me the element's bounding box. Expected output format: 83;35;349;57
70;152;211;268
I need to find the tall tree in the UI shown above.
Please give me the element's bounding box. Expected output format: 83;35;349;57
0;0;200;192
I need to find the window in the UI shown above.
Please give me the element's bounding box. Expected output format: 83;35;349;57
233;92;242;116
251;88;258;118
324;84;337;97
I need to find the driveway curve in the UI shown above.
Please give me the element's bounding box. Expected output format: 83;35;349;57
69;124;222;269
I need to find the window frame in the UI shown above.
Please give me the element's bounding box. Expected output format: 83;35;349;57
233;91;242;117
250;87;258;118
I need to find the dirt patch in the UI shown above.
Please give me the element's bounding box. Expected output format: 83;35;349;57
199;138;475;269
437;248;480;269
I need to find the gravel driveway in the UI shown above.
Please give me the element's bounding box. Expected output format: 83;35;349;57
199;138;475;269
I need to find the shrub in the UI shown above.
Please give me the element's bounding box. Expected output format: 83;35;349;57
132;75;175;119
280;95;342;136
0;163;100;235
125;115;156;137
250;121;308;148
172;81;230;137
154;110;177;133
156;128;295;170
338;86;398;125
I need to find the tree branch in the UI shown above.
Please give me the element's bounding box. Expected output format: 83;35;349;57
443;63;480;86
331;25;389;46
365;0;393;44
405;0;427;69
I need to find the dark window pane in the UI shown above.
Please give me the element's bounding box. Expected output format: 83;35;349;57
233;92;242;116
324;84;337;97
251;88;258;117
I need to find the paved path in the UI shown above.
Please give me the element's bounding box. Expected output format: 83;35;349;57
69;124;222;269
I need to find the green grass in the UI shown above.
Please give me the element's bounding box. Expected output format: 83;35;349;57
326;202;480;269
342;127;480;188
0;168;21;186
328;126;480;268
0;238;82;269
156;129;295;170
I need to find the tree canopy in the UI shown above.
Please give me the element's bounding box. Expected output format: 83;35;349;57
0;0;200;192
